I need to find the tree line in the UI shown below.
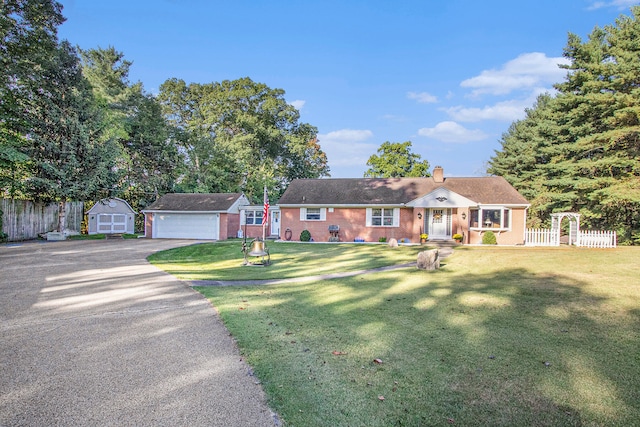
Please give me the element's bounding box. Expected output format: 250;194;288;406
1;0;329;231
2;1;638;243
488;7;640;244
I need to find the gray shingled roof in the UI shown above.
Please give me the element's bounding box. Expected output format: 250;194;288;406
277;177;528;206
144;193;245;212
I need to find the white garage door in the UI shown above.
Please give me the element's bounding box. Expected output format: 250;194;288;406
153;213;219;240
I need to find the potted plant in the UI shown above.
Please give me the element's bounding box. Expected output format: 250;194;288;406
453;233;463;243
420;233;428;244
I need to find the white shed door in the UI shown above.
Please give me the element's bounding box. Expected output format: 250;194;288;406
153;213;219;240
98;214;127;233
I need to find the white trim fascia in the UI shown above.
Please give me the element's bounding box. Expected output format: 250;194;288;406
241;205;280;211
475;203;531;208
229;194;251;213
88;197;138;214
277;204;404;208
141;210;230;214
406;188;476;208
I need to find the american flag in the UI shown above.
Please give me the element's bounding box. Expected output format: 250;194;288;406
262;186;269;226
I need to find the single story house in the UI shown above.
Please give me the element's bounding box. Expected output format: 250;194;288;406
239;205;281;240
277;166;530;245
86;198;136;235
142;193;249;240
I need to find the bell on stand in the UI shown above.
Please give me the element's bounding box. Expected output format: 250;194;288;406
243;238;270;266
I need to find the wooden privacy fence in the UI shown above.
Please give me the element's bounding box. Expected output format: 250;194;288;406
525;228;617;248
1;199;84;242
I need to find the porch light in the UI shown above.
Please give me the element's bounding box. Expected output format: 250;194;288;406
462;212;466;220
417;212;422;220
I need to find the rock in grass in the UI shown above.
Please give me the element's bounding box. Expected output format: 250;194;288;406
417;249;440;270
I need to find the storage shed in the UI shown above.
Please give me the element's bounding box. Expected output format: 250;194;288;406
86;198;137;235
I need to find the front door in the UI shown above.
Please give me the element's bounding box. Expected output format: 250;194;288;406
429;209;450;239
270;210;281;238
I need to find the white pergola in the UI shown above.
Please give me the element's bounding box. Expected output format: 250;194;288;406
550;212;581;245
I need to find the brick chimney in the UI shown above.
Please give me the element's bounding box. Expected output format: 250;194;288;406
433;166;444;183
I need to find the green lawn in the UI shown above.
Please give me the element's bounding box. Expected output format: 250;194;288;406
152;243;640;426
148;240;425;281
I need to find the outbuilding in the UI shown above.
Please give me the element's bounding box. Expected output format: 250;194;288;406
86;198;137;235
142;193;249;240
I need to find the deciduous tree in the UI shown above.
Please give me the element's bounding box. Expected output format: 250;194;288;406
364;141;431;178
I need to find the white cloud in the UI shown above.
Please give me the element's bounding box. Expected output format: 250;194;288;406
320;129;373;142
460;52;570;96
317;129;376;175
443;89;549;122
588;0;637;10
407;91;438;103
290;100;306;110
417;121;488;143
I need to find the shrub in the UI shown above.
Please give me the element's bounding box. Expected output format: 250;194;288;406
482;230;497;245
300;230;311;242
378;237;387;243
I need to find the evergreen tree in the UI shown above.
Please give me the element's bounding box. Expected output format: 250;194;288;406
1;0;65;197
80;47;179;219
488;7;640;243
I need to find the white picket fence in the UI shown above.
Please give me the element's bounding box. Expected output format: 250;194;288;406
525;228;617;248
577;230;617;248
525;228;559;246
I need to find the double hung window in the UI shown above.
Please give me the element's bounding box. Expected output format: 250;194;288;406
244;210;263;225
366;208;399;227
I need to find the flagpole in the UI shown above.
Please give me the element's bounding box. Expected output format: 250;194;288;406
262;185;268;242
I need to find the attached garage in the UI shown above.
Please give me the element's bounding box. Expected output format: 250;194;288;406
152;213;219;240
142;193;249;240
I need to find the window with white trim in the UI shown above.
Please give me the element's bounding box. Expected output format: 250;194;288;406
470;207;511;230
243;210;263;225
300;207;326;221
366;208;399;227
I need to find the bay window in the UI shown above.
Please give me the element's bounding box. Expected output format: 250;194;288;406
470;207;511;230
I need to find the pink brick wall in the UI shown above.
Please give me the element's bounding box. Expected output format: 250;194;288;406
281;208;420;243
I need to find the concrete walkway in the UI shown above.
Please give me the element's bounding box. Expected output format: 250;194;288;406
0;239;278;427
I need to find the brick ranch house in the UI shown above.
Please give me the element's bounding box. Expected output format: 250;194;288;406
277;166;530;245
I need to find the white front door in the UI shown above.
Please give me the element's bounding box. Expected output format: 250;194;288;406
429;209;450;239
270;211;281;237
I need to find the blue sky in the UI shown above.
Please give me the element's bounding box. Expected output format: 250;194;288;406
58;0;637;178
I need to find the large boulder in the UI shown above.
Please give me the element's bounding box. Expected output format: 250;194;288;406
388;238;398;248
417;249;440;270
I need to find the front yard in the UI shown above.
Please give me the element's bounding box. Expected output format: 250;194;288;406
150;242;640;426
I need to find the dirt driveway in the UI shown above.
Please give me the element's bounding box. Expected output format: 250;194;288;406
0;239;277;426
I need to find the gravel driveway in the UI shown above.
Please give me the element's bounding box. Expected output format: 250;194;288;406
0;239;277;427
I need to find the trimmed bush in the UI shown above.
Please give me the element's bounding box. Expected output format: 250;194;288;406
300;229;311;242
482;230;497;245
